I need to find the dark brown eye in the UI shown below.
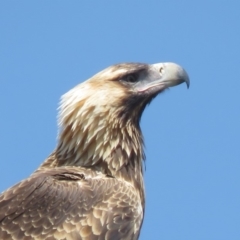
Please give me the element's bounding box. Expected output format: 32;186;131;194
123;74;138;83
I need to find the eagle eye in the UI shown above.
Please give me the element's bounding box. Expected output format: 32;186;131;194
122;74;138;84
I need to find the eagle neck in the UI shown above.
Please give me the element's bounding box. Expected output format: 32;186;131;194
40;108;145;202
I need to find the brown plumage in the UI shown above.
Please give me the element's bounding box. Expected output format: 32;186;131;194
0;62;189;240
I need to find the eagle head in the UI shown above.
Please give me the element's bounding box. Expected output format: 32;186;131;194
59;62;189;127
51;62;189;179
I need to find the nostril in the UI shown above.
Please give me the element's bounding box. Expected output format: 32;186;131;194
159;67;164;75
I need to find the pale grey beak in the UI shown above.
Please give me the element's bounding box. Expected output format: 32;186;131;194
154;62;190;88
136;62;190;93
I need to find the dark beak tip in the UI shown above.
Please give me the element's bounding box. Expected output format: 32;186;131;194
183;72;190;89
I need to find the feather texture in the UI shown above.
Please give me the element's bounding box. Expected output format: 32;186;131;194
0;62;189;239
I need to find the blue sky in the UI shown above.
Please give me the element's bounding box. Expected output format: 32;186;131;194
0;1;240;239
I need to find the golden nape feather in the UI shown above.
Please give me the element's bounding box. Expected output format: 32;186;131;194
0;62;189;240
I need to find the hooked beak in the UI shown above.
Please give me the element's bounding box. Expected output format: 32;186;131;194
136;62;190;93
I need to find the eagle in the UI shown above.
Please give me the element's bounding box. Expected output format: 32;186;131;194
0;62;189;240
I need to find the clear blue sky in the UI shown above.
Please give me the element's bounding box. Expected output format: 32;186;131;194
0;1;239;239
